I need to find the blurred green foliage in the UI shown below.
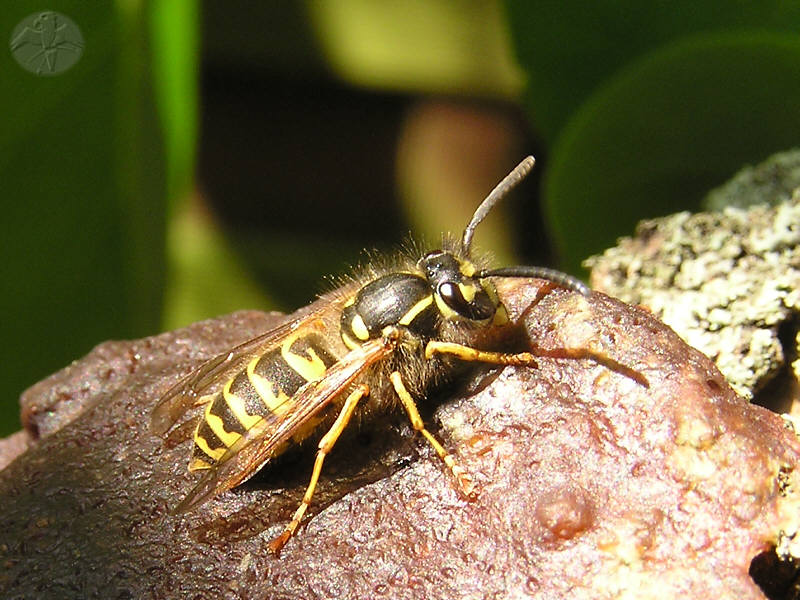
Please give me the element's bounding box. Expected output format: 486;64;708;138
308;0;522;97
2;1;799;437
508;1;800;143
0;1;197;435
544;33;800;273
507;2;800;273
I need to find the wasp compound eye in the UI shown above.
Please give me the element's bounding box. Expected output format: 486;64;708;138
437;281;496;321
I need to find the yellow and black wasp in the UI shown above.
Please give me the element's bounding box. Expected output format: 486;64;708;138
151;156;589;553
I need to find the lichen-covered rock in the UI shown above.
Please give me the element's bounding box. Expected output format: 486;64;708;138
585;197;800;406
703;148;800;211
1;280;798;599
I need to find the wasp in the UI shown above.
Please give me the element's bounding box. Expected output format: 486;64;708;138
151;156;589;554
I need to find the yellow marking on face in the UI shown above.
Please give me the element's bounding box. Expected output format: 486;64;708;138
350;314;370;341
458;282;477;303
282;334;329;381
247;356;292;416
399;294;433;326
222;378;262;430
341;331;360;350
202;394;243;448
193;427;227;462
483;280;499;303
434;293;459;320
460;260;476;277
343;295;356;307
493;303;509;325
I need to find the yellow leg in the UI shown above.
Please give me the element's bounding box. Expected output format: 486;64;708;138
425;340;538;367
389;371;477;499
268;383;369;554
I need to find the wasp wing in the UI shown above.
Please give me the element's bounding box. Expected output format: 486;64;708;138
151;286;359;437
151;316;315;436
172;335;396;513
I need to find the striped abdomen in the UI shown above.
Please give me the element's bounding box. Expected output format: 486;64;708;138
190;332;339;471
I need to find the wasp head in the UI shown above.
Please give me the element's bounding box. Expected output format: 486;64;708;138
417;250;507;325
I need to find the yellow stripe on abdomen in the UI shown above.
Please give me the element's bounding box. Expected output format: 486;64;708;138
202;395;241;448
192;423;227;464
190;331;339;472
247;356;293;416
281;333;330;382
222;378;263;430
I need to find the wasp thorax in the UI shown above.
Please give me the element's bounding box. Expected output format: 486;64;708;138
340;273;439;350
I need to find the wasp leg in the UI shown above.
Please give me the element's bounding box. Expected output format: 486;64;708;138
268;383;369;555
389;371;477;499
424;340;538;367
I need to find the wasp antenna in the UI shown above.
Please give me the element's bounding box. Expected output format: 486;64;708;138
479;266;591;297
461;156;536;254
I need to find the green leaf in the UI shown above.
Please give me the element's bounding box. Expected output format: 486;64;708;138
0;3;198;435
507;0;800;142
544;32;800;275
149;0;199;207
